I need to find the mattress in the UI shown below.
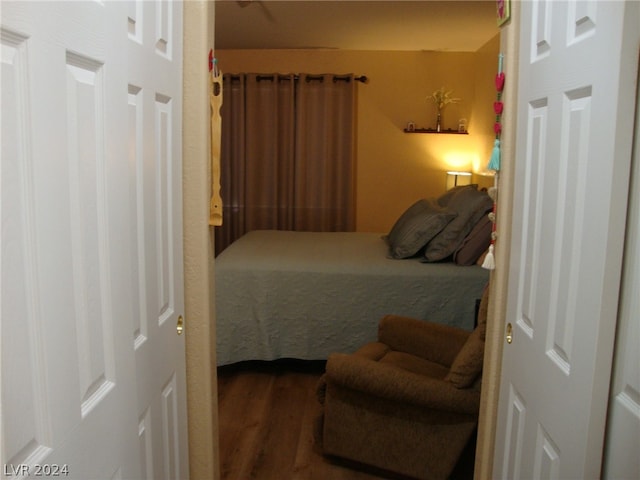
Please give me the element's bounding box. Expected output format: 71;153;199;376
214;230;489;365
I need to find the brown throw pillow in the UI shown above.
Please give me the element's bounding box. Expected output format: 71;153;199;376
454;214;492;266
445;323;486;388
449;284;490;389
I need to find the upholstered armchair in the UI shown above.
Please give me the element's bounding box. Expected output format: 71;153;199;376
316;288;488;480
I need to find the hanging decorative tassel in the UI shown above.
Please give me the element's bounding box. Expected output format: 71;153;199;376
482;245;496;270
488;138;501;171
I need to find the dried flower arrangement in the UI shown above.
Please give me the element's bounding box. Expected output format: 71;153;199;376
429;87;461;111
428;87;461;131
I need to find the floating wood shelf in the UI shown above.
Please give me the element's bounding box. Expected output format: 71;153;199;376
404;128;468;134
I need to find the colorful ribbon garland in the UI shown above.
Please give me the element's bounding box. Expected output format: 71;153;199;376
489;53;505;171
482;53;505;271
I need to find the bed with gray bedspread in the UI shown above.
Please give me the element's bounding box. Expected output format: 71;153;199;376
215;230;489;366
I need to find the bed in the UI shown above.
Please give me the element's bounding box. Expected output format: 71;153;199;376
215;185;493;366
216;229;490;365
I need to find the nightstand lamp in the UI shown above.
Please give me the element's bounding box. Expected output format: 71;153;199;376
446;171;472;190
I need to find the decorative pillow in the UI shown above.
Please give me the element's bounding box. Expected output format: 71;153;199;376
384;199;457;259
453;214;493;266
436;184;479;207
445;322;486;388
446;283;489;388
423;187;493;262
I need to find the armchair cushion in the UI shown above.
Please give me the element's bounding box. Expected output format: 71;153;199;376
326;352;481;414
379;351;449;379
353;341;389;361
377;314;470;367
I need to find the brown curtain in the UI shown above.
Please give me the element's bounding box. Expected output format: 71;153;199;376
215;73;356;255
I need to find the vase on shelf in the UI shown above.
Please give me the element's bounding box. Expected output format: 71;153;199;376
436;111;442;132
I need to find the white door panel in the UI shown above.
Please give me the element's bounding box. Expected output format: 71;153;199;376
1;1;187;478
1;2;139;478
603;59;640;479
127;1;188;479
494;1;638;478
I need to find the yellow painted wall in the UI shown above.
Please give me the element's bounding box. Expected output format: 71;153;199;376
216;36;499;232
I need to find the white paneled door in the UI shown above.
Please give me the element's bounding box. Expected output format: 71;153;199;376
494;1;638;479
1;1;187;479
602;54;640;479
126;1;188;479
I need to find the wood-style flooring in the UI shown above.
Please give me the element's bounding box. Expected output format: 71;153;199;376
217;360;476;480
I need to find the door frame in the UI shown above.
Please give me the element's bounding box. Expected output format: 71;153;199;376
188;3;517;479
182;2;219;480
183;2;518;478
473;1;519;471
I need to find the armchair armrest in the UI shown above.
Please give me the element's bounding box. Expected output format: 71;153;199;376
378;315;470;367
325;353;480;415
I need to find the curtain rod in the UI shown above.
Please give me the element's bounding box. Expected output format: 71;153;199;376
227;73;368;84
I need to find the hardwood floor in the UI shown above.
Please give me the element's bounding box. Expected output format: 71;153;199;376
217;360;476;480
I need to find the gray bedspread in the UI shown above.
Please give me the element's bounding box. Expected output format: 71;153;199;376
215;230;489;366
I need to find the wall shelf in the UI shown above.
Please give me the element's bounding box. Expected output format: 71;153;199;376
403;128;468;134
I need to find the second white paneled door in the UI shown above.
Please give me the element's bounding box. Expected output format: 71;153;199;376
127;1;188;478
493;1;638;478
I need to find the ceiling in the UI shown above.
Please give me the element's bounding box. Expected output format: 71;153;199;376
215;1;500;52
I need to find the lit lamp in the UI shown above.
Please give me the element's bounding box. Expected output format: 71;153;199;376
446;171;472;190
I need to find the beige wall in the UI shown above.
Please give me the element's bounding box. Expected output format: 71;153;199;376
183;2;218;479
216;37;499;233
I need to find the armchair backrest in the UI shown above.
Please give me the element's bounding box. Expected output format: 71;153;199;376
445;284;489;388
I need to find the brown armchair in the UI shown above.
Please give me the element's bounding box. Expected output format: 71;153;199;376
316;287;488;480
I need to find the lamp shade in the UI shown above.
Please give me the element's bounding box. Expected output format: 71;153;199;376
446;171;472;190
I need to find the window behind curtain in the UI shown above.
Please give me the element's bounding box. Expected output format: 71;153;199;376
214;73;357;256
